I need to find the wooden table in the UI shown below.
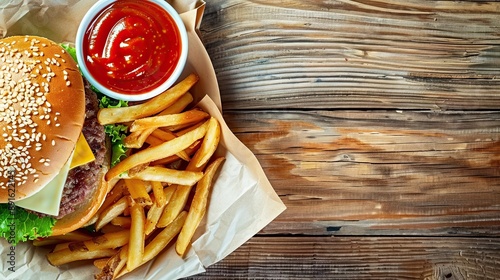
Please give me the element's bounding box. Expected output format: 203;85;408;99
191;0;500;278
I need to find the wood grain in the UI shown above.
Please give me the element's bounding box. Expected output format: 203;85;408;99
188;236;500;280
222;110;500;235
194;0;500;278
200;0;500;110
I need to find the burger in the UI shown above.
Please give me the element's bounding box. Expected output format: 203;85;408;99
0;35;113;243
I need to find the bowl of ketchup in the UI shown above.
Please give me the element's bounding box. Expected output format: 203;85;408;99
76;0;188;101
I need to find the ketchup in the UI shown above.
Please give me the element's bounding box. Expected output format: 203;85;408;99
83;0;181;94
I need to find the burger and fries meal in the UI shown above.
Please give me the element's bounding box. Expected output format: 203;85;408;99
0;3;224;276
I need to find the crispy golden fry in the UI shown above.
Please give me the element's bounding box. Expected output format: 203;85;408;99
176;157;225;256
111;216;132;228
105;120;209;181
126;130;190;162
125;179;153;206
116;212;187;278
94;258;109;270
95;245;129;280
97;74;199;125
127;200;145;271
151;140;201;166
124;166;203;186
96;196;130;231
124;93;193;149
101;224;127;234
47;248;117;266
152;181;166;207
68;230;130;252
157;92;193;116
175;121;205;135
129;109;209;132
148;129;191;161
50;230;128;252
124;128;156;149
150;128;177;141
190;117;221;169
157;118;221;228
157;185;190;228
144;134;164;146
53;242;69;252
145;185;177;235
97;180;127;217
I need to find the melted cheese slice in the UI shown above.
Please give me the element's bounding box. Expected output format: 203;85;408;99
70;133;96;169
15;134;95;216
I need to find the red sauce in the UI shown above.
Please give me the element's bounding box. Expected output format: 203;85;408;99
83;0;181;94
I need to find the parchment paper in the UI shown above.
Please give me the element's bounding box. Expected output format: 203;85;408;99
0;0;286;279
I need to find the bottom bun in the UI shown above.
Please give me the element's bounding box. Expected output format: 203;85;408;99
51;138;114;236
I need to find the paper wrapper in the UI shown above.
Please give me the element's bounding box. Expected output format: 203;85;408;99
0;0;286;279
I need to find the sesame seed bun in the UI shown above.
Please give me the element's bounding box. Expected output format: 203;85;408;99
0;35;85;203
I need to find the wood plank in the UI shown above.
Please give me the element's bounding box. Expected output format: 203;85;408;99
222;110;500;235
188;236;500;279
200;0;500;110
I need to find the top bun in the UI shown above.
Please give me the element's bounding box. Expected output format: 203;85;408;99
0;35;85;202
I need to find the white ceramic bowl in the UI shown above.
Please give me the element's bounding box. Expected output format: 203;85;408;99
75;0;188;101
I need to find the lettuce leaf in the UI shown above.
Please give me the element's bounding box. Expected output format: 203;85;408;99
100;96;129;167
105;124;128;167
60;43;78;63
0;204;56;245
99;95;128;109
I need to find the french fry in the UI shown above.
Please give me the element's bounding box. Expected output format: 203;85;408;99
145;185;177;235
47;248;117;266
150;128;177;141
47;229;124;252
151;181;166;207
124;128;156;149
111;216;132;228
149;129;191;161
96;196;130;231
176;157;225;256
144;134;164;146
125;179;153;206
151;140;201;166
157;92;193;116
157;118;221;228
95;245;129;280
53;242;70;252
125;166;203;186
191;117;221;168
97;180;127;217
97;74;199;125
67;230;130;252
117;212;187;278
129;109;209;132
105;119;209;181
124;93;194;149
94;258;109;270
127;200;145;271
101;224;127;234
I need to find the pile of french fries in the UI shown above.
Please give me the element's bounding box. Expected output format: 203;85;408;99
34;73;225;279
